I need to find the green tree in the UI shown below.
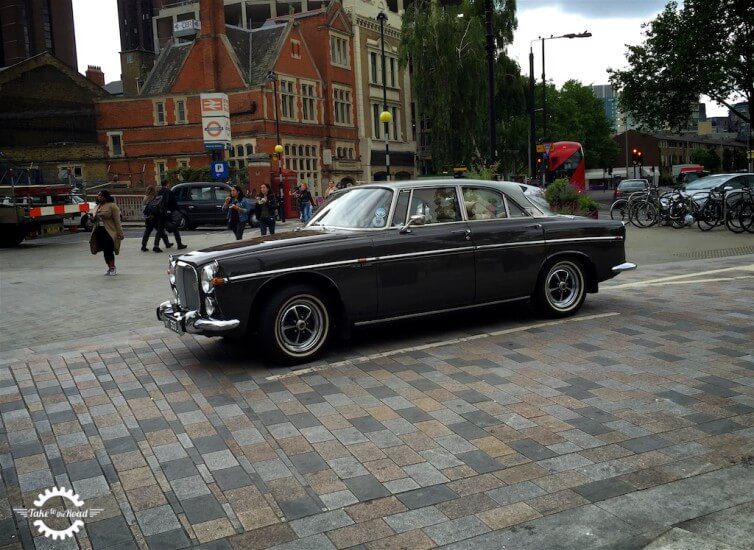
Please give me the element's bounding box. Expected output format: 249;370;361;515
546;81;619;170
400;0;518;170
609;0;752;131
690;148;721;171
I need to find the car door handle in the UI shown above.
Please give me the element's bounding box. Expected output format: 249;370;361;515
527;223;542;229
215;205;223;209
188;205;195;209
452;229;472;240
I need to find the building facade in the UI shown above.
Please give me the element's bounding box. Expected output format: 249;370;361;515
145;0;416;181
0;0;77;68
591;84;618;133
98;0;361;197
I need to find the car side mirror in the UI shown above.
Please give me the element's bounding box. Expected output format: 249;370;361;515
723;186;733;192
400;214;426;234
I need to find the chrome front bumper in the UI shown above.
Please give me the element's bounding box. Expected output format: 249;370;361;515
612;262;637;274
156;300;240;335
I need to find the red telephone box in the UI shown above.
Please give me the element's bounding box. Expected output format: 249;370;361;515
270;168;300;221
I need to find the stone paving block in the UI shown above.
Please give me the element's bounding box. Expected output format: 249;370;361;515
86;515;136;549
171;474;211;500
136;504;182;536
573;477;635;502
384;505;448;533
344;474;390;501
320;489;359;510
423;514;489;546
289;509;354;538
402;462;449;487
397;484;458;509
487;481;546;506
326;518;395;548
328;456;369;479
477;501;543;530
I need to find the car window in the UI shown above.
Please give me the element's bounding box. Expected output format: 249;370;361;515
462;187;507;220
505;197;530;218
685;174;732;191
189;186;214;201
308;188;393;229
392;189;411;227
410;187;462;224
212;186;229;200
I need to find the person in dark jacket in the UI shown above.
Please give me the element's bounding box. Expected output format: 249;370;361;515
222;185;252;240
298;183;313;223
255;183;278;235
141;185;171;252
157;180;187;250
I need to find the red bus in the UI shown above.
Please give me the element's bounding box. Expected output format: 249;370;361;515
546;141;585;192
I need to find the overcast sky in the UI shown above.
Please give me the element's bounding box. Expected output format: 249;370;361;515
71;0;726;116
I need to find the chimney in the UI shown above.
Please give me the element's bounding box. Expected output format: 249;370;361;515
199;0;226;37
86;65;106;87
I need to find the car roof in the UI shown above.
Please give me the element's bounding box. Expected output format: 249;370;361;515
357;179;531;203
173;181;231;188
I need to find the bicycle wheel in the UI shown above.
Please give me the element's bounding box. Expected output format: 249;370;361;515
725;201;746;233
631;201;657;228
610;199;628;221
740;202;754;233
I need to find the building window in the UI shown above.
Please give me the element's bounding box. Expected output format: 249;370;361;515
154;101;166;125
370;52;378;84
155;160;167;182
330;34;349;68
177;158;190;168
372;104;381;139
175;99;187;123
291;39;301;59
107;132;124;157
280;79;296;120
301;82;316;122
227;140;256;169
391;106;399;140
333;86;352;125
389;57;396;88
284;142;320;192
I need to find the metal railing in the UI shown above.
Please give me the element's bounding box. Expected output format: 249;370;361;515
88;194;144;222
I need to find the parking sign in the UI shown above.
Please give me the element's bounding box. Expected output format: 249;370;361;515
211;161;229;181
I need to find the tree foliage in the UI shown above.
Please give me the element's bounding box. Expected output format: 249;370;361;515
690;148;721;172
545;81;619;170
609;0;753;131
400;0;518;169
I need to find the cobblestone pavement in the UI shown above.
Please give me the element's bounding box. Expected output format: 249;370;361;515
1;253;753;549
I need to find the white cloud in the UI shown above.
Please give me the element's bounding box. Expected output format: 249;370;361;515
72;0;120;84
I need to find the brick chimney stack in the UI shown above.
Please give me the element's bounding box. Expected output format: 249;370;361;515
86;65;106;87
199;0;226;37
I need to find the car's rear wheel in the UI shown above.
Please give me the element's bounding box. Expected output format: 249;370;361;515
533;259;586;318
259;285;331;364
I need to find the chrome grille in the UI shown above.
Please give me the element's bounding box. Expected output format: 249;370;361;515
175;264;200;311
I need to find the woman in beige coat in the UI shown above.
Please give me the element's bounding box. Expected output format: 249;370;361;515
90;190;124;275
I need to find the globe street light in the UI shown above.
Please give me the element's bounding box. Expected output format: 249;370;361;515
377;11;390;181
267;71;284;196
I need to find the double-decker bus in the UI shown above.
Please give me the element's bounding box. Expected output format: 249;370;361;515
546;141;585;191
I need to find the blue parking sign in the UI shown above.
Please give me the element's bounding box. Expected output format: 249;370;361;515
211;161;229;181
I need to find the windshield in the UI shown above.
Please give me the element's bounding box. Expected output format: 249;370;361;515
524;193;555;216
309;187;393;229
685;174;732;191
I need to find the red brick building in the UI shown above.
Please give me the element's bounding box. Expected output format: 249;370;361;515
97;0;360;196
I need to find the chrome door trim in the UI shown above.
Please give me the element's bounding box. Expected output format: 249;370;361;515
354;295;529;326
475;240;546;251
547;236;623;244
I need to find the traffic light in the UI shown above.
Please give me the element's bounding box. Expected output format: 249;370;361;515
636;149;643;165
631;148;638;163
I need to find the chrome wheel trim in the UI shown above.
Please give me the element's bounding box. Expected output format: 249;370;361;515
545;262;582;311
274;295;328;356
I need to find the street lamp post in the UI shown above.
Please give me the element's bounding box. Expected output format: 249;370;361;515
528;32;591;180
377;11;391;182
266;71;283;196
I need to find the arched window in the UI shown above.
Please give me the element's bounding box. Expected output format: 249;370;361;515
236;145;244;158
245;144;254;157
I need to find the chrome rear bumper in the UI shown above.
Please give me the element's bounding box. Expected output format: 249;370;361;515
156;300;240;335
612;262;637;274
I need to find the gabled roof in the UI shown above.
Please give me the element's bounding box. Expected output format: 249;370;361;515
140;43;192;96
0;52;109;97
226;23;289;87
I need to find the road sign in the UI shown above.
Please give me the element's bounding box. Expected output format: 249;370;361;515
211;161;229;181
201;93;232;151
536;144;544;153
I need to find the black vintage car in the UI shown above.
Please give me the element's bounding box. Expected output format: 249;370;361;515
157;180;636;363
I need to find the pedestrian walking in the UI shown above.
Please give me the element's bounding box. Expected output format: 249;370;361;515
157;180;187;250
256;183;278;236
326;180;337;198
298;182;313;223
90;190;124;276
140;185;171;252
222;185;252;240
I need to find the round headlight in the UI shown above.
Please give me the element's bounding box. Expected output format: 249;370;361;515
205;296;216;316
201;264;216;293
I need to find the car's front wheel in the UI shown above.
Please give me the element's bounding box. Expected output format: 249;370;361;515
533;259;586;318
259;285;331;364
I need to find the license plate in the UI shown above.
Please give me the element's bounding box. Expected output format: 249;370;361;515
164;317;183;334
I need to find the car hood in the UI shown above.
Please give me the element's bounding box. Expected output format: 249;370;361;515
173;228;355;266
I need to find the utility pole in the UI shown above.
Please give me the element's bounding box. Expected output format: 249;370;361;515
528;48;536;178
377;11;391;181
